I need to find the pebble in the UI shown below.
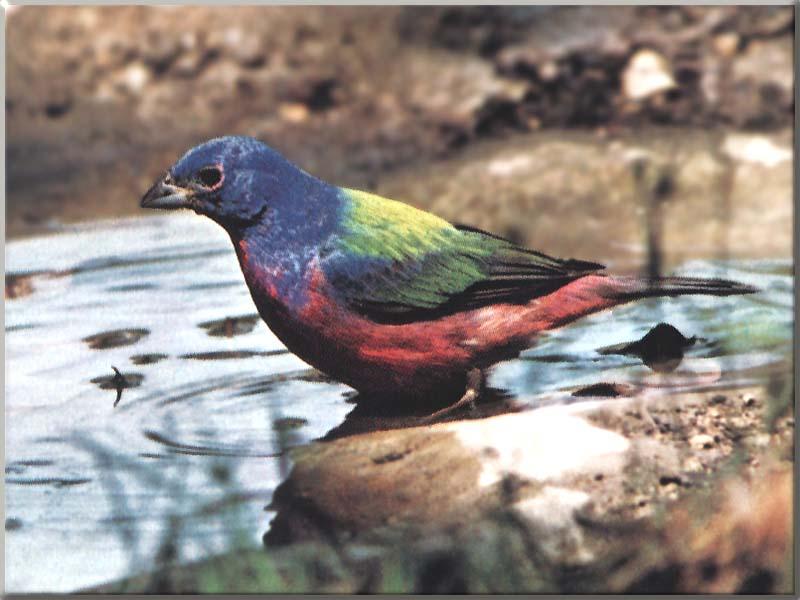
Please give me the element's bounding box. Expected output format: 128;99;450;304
753;434;771;449
172;51;207;78
713;32;740;58
95;37;135;71
141;34;181;72
278;102;310;123
218;28;266;68
689;434;715;450
683;456;703;472
117;63;150;95
622;49;676;101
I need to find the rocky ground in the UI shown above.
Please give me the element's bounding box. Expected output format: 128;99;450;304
6;6;794;240
90;383;793;594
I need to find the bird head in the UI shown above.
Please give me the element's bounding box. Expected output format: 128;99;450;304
141;136;310;233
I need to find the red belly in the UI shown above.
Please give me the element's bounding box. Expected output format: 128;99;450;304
239;247;619;396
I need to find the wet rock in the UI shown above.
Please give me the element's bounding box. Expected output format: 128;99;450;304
572;382;636;398
5;518;23;532
597;323;697;373
90;369;144;390
129;353;167;365
5;274;35;299
198;314;260;337
83;328;149;349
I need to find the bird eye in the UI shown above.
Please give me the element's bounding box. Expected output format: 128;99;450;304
197;165;223;189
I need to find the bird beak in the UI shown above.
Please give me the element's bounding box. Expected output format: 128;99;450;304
141;177;193;210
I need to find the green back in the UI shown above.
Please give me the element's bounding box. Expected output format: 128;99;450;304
320;188;603;323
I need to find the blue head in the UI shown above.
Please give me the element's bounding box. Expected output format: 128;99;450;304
141;136;330;237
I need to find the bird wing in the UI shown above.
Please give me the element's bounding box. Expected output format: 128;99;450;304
319;188;605;324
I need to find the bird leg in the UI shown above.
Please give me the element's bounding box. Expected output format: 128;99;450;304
422;368;483;422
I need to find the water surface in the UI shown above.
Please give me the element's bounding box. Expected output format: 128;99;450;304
5;215;792;592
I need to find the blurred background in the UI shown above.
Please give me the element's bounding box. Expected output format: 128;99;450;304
6;5;793;267
5;5;794;595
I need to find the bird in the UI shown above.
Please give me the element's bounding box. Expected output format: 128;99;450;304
141;136;756;416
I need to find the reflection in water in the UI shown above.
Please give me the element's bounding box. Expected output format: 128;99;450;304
143;429;281;458
321;387;519;441
4;214;793;592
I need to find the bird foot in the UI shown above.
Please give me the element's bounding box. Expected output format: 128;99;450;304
421;369;482;423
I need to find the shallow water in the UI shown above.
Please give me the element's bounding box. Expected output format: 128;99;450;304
4;215;793;592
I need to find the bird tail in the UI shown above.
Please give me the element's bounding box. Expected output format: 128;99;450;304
606;275;758;302
521;274;756;335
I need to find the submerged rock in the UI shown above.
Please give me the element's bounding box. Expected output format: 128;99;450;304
597;322;697;373
83;328;150;349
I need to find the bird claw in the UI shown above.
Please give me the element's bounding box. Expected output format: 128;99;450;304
421;369;483;423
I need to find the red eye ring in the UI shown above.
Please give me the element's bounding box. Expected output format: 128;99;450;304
197;164;224;190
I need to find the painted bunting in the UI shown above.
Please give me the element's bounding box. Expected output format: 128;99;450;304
141;136;755;413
